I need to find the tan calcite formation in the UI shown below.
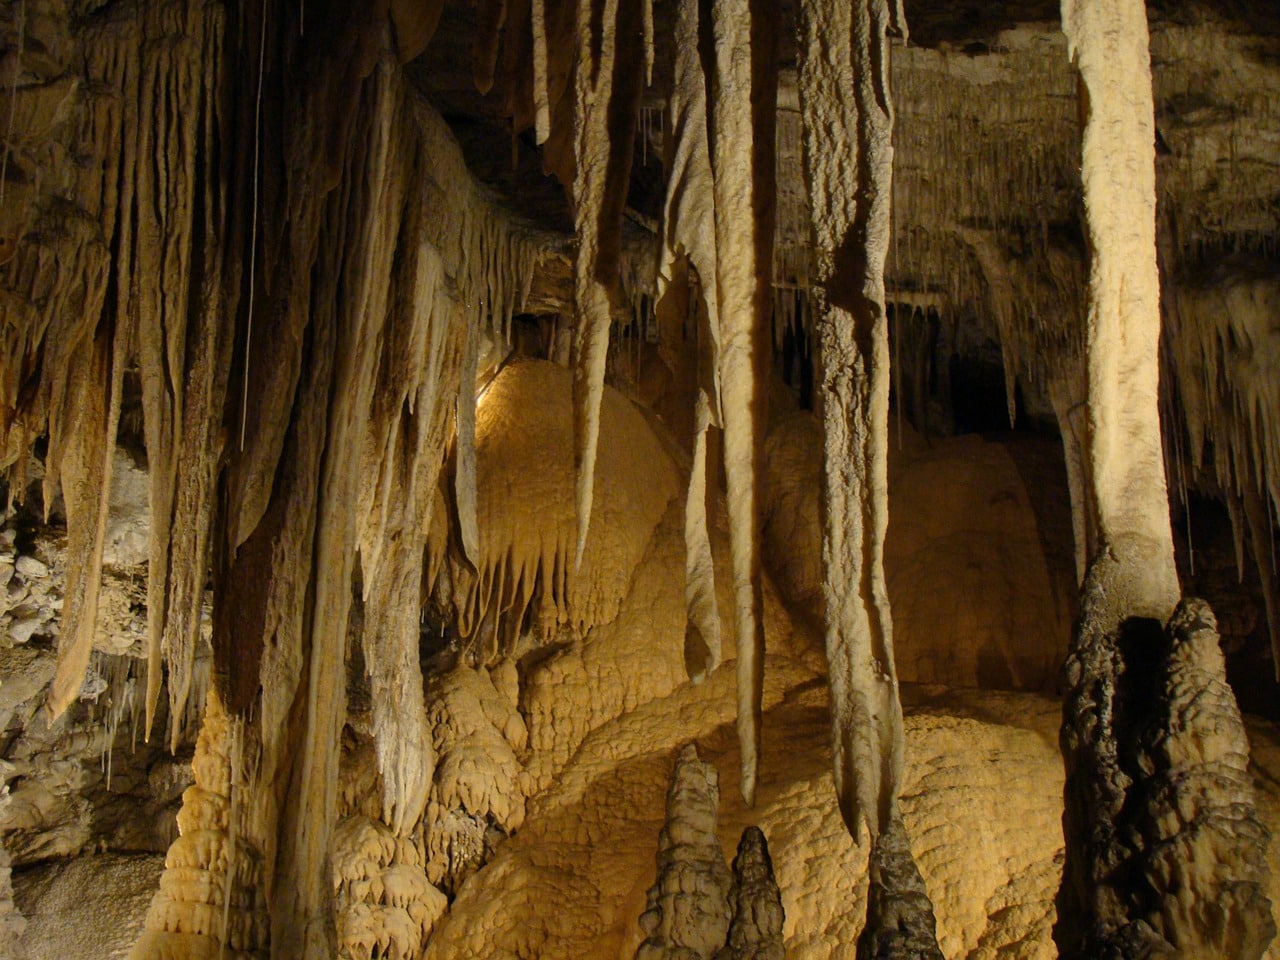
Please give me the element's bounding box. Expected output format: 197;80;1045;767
433;359;679;650
652;0;778;795
1058;596;1274;958
520;496;692;794
422;662;529;893
519;485;810;796
331;815;447;960
796;0;909;842
0;0;227;739
566;0;644;570
132;690;266;960
1052;2;1268;955
0;840;23;959
762;416;1076;692
654;0;725;683
703;0;777;809
1164;258;1280;674
328;730;448;960
424;655;1075;960
635;744;735;959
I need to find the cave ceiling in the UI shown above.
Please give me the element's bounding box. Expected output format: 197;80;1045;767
412;0;1280;293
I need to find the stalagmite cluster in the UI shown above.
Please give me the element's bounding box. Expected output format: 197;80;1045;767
635;745;786;960
1058;598;1274;958
3;0;1280;956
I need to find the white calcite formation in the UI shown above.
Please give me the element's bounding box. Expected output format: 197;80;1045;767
796;0;909;842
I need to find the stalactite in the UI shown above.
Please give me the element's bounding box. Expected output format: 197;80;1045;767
356;238;467;837
796;0;906;839
270;55;419;957
656;0;722;683
455;324;481;566
706;0;776;807
1061;0;1179;627
44;320;123;721
568;0;642;570
530;0;551;143
1163;259;1280;674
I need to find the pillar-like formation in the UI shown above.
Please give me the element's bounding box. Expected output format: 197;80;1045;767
635;744;734;959
1060;0;1179;628
636;746;788;960
718;827;785;960
1057;6;1273;957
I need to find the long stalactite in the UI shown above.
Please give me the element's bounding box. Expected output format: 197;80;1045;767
657;0;724;685
796;0;906;841
567;0;643;570
707;0;777;808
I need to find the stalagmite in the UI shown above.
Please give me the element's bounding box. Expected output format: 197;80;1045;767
855;814;944;960
1060;0;1179;626
1058;598;1275;958
717;827;785;960
132;688;267;959
635;744;734;959
796;0;907;839
706;0;776;808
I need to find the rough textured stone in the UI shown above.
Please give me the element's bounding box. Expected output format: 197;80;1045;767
1058;593;1274;959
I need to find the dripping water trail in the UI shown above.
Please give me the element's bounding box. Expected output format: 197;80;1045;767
0;0;25;215
891;153;901;452
241;2;268;451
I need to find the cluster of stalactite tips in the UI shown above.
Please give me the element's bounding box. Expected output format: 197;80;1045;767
0;0;1277;957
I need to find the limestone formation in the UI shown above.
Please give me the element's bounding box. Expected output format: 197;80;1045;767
2;0;1280;958
796;0;908;841
636;744;735;959
856;815;945;960
1058;595;1274;959
718;827;786;960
